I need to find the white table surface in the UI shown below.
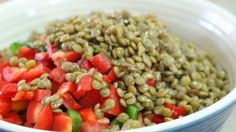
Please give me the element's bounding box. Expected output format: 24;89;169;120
0;0;235;131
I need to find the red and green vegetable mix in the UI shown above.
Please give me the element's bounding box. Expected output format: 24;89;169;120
0;11;230;132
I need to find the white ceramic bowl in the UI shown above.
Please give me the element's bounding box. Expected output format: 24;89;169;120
0;0;236;132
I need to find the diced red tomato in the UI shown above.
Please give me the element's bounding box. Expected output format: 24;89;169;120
46;44;57;57
144;114;164;124
80;122;108;132
51;51;66;66
153;115;165;124
79;108;97;124
0;81;8;89
26;101;44;123
79;89;103;108
57;82;76;95
12;91;34;101
2;66;26;83
61;93;81;111
164;103;188;119
102;86;124;116
108;68;117;83
33;89;51;102
90;53;112;73
0;97;11;115
35;53;54;69
0;62;9;72
52;113;72;132
19;46;38;59
146;78;156;87
65;51;82;62
0;62;9;80
79;60;93;71
73;75;93;99
34;105;54;130
102;75;111;84
49;67;65;83
23;64;49;81
11;100;29;111
3;112;22;125
51;81;60;94
0;83;18;98
35;52;50;61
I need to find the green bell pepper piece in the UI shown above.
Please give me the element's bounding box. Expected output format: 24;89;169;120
67;109;83;132
126;105;138;119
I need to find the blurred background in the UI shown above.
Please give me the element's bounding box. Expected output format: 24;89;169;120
0;0;235;131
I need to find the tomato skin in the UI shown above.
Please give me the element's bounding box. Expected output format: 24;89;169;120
108;68;117;83
102;86;124;116
52;113;72;132
65;51;82;62
79;60;93;71
144;114;164;124
79;108;97;124
146;78;155;87
3;112;22;125
46;44;57;57
49;67;65;83
26;101;44;123
35;52;50;61
2;66;26;83
51;51;66;66
34;105;54;130
0;62;9;72
102;75;111;84
35;52;54;69
51;81;60;94
80;122;108;132
0;97;11;115
23;64;49;81
57;82;76;95
11;100;29;112
33;89;51;102
0;83;18;98
61;93;81;111
79;89;103;108
164;103;188;119
19;46;37;59
73;75;93;99
12;91;34;101
90;53;112;73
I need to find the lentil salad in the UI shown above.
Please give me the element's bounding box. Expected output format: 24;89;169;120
0;11;230;132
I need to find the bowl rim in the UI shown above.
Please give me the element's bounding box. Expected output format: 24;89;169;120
0;0;236;132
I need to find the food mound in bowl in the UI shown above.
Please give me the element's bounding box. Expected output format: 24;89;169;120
0;11;230;132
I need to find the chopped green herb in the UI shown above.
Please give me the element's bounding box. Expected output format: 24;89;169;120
9;42;24;54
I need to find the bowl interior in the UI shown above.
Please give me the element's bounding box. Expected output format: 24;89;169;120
0;0;236;131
